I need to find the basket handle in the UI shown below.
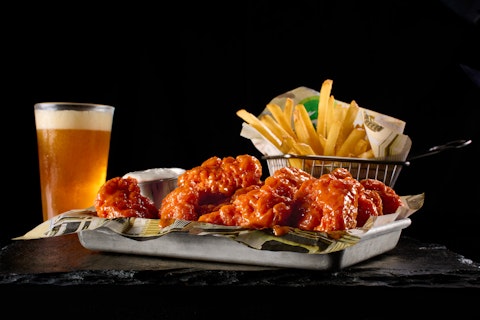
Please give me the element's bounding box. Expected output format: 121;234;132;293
407;139;472;161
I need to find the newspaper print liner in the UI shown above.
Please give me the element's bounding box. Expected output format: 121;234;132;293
14;193;423;255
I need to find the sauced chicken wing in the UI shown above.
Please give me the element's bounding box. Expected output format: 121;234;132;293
159;155;263;226
291;168;363;232
356;178;403;227
360;179;404;214
357;189;383;227
198;166;314;228
88;152;403;233
198;167;403;232
94;176;158;219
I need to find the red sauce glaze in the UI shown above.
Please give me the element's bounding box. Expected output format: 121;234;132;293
291;168;363;232
357;189;383;227
94;176;158;219
199;166;313;228
159;155;263;223
159;161;403;232
360;179;403;215
95;154;404;234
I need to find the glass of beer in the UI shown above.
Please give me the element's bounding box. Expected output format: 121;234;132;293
34;102;115;221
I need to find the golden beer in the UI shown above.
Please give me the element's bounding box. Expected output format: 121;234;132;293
34;103;114;221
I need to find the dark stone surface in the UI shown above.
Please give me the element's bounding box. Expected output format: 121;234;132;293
1;234;480;288
1;234;479;318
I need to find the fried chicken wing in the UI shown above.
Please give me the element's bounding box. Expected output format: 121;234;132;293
356;188;383;227
291;168;364;232
94;176;158;219
360;179;403;214
199;166;313;228
94;152;404;234
354;179;403;227
159;155;263;225
198;166;403;232
152;154;404;233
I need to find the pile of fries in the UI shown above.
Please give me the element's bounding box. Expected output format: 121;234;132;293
237;79;374;160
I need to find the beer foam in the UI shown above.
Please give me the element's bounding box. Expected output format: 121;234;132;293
35;109;113;131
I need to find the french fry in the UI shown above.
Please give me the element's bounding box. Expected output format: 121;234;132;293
316;79;333;138
283;98;294;128
236;109;282;150
266;102;296;139
293;104;323;155
325;94;336;136
287;158;304;170
260;114;295;153
332;99;347;124
353;138;369;155
288;142;316;169
336;126;366;157
291;142;316;155
282;135;297;153
344;100;360;128
357;148;375;159
336;100;360;148
324;120;342;156
318;134;327;150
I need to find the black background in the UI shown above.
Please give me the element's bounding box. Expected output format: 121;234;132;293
3;1;480;261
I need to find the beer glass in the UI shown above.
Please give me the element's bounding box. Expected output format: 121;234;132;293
34;102;114;221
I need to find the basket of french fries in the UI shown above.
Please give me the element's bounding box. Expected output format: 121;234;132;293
237;79;412;187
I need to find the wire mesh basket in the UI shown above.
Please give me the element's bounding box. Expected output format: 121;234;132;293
263;154;409;188
263;139;472;188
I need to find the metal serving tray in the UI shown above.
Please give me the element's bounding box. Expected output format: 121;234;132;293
78;218;411;270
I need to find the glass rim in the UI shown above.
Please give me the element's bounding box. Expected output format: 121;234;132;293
34;102;115;112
